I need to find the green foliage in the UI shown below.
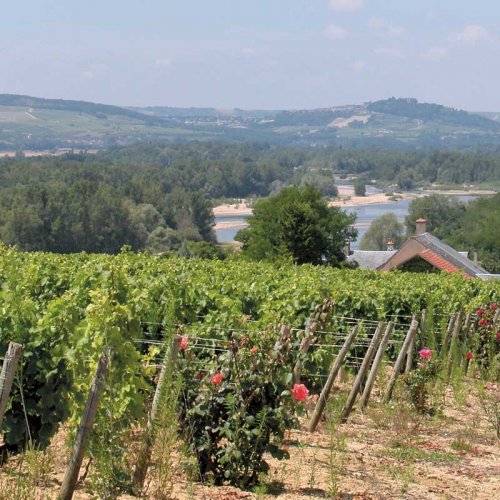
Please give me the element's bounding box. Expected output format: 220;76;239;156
177;333;300;488
403;358;439;414
405;195;466;239
473;304;500;373
0;245;498;453
446;194;500;273
360;213;404;250
236;186;356;265
353;179;366;196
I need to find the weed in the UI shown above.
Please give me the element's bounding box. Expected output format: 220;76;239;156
451;437;472;453
325;393;348;498
478;384;500;439
381;462;415;490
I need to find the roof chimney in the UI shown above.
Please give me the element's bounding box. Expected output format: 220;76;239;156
415;218;427;236
387;239;394;251
343;239;351;257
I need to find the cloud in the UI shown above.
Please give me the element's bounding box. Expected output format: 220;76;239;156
324;24;349;40
155;58;172;67
369;18;405;37
373;48;404;59
351;59;365;72
82;71;94;79
328;0;363;11
454;25;491;44
422;46;448;61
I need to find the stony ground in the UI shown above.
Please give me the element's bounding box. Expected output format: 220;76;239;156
1;380;498;499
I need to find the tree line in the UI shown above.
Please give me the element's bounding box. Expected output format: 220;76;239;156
1;142;499;255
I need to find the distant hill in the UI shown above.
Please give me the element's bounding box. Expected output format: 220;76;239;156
1;94;500;151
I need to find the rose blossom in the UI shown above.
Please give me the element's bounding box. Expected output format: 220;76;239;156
478;318;486;327
477;308;484;316
179;335;189;350
211;372;223;385
291;383;309;401
418;348;432;359
491;304;498;311
496;332;500;342
466;351;474;360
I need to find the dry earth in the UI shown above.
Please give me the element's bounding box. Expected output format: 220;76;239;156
1;379;498;499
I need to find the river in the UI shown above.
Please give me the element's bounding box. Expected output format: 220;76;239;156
214;189;479;248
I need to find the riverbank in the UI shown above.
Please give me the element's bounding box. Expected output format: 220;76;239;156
213;187;495;232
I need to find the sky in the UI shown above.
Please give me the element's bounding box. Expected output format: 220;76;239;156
1;0;499;110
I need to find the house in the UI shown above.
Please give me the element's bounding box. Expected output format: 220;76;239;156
348;218;498;280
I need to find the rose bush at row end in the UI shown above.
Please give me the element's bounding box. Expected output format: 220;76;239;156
176;333;310;488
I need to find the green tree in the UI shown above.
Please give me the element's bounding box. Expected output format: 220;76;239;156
405;195;466;239
235;186;356;265
359;213;404;250
353;180;366;196
446;193;500;273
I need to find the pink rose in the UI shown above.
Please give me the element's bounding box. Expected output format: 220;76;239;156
478;318;486;327
291;383;309;402
418;348;432;359
211;372;223;385
179;335;189;350
477;308;484;316
466;351;473;360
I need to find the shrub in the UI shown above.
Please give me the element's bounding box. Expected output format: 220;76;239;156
404;348;439;414
177;332;306;489
474;303;499;372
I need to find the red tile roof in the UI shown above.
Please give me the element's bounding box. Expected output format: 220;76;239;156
419;249;471;278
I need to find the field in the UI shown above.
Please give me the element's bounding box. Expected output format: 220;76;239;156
0;247;498;498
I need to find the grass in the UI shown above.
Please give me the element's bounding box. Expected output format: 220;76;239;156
384;443;457;464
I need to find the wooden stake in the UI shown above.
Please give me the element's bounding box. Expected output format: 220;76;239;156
293;318;318;383
359;322;394;409
462;312;472;341
339;322;385;423
59;348;111;500
308;325;360;432
405;315;417;374
0;342;23;432
384;319;419;403
444;313;457;353
273;325;291;352
133;335;182;492
446;312;462;380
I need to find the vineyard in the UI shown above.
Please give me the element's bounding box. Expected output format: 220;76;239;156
0;245;499;498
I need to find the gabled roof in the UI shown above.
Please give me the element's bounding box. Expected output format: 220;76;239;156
347;250;396;270
377;232;490;278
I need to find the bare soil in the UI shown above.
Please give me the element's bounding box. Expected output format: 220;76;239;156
1;381;498;499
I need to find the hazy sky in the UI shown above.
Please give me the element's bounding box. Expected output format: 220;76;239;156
1;0;499;110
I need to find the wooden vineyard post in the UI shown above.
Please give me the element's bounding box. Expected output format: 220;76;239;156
0;342;23;431
339;322;385;423
443;313;457;353
59;348;111;500
293;299;332;383
359;322;394;410
308;325;360;432
132;334;181;492
384;319;419;403
462;312;472;341
274;325;291;352
405;315;417;374
446;312;462;380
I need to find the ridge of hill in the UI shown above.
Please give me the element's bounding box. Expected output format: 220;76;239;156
1;94;500;151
